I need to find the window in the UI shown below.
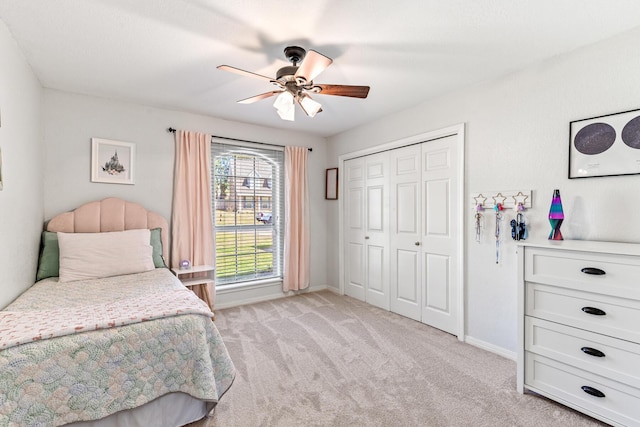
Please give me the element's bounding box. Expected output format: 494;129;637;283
211;139;284;287
242;196;254;209
260;196;271;209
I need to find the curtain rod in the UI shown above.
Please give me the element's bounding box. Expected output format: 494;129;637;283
167;127;312;152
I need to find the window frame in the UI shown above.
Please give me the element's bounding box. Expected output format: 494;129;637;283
211;139;284;288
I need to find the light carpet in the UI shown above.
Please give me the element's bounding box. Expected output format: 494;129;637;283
189;291;606;427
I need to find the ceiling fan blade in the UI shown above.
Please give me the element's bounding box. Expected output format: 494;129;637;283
217;65;275;83
295;50;333;82
313;84;370;98
237;91;282;104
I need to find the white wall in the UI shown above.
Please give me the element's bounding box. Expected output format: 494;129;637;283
327;27;640;355
43;90;329;291
0;21;44;309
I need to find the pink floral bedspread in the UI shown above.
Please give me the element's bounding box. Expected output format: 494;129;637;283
0;269;235;426
0;286;212;349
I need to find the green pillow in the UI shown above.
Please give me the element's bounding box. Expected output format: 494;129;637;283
150;228;167;268
35;228;166;281
36;231;60;281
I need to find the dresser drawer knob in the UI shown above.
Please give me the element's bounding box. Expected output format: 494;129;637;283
581;386;606;398
581;347;606;358
581;267;606;275
581;306;606;316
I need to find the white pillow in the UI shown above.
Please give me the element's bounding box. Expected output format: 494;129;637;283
58;229;155;282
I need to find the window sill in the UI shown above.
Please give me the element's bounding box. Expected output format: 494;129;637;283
216;277;282;293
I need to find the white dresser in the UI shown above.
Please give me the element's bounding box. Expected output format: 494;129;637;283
517;240;640;427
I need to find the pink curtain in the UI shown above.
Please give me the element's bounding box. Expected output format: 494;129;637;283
171;130;215;308
283;146;310;291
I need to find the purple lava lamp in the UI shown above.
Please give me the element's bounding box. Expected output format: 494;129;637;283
548;189;564;240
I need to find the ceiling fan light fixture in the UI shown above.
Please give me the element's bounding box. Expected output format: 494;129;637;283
219;45;369;121
274;91;295;121
299;94;322;118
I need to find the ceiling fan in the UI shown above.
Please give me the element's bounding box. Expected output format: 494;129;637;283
217;46;370;121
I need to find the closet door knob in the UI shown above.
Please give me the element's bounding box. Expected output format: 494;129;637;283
581;307;606;316
581;347;606;358
415;241;421;246
365;236;370;240
581;386;605;398
581;267;606;275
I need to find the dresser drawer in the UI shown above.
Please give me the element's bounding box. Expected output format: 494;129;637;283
525;316;640;388
526;282;640;343
524;248;640;300
525;353;640;427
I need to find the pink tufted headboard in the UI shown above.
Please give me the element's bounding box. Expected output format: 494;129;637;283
47;197;169;261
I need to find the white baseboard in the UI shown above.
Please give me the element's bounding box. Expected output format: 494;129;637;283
325;285;341;295
464;336;517;361
214;282;330;310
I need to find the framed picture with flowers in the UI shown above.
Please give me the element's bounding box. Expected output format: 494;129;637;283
91;138;135;184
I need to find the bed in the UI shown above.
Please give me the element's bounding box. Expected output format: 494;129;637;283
0;198;235;427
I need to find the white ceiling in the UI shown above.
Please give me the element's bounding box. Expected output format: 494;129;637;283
2;1;640;137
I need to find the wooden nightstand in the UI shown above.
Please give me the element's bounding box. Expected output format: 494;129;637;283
171;265;215;315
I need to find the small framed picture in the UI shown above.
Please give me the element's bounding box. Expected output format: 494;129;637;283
91;138;135;184
325;168;338;200
569;108;640;178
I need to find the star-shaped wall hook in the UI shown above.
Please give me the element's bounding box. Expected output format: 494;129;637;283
473;194;487;207
512;191;529;207
492;193;507;207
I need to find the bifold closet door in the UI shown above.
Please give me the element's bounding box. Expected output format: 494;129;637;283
363;153;389;309
389;144;422;321
389;135;459;334
420;135;459;335
343;153;389;310
344;132;460;336
344;157;365;301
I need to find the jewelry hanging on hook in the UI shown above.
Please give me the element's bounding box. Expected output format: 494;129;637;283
510;202;528;241
475;204;484;243
494;203;504;264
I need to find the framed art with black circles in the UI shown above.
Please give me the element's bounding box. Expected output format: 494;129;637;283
569;108;640;178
